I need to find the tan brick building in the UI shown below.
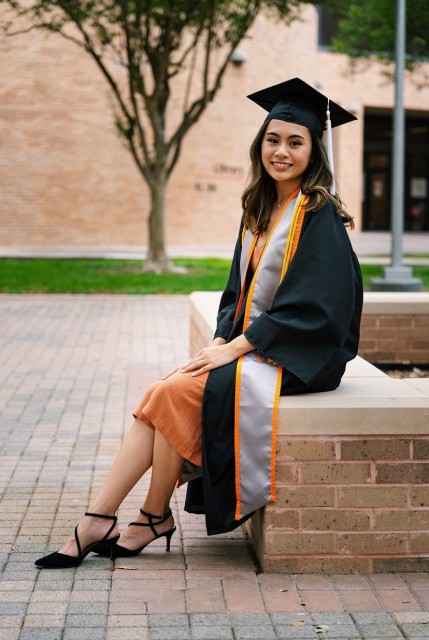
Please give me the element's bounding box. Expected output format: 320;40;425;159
1;5;428;251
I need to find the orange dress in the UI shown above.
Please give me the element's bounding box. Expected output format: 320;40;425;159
250;244;264;271
133;371;208;467
133;245;262;468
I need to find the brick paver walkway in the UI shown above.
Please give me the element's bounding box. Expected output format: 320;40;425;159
1;294;429;640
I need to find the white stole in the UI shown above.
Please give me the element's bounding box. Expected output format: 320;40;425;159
234;190;308;520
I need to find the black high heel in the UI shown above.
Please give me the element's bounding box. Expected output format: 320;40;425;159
34;512;119;569
97;508;176;558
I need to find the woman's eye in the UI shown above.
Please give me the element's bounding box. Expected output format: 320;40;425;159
290;141;301;147
267;138;277;144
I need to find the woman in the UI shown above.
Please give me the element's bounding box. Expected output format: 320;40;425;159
35;78;362;569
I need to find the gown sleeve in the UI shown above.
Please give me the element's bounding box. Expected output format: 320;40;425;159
213;220;244;340
243;202;362;384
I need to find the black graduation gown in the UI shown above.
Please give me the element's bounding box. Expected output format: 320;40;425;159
185;201;363;535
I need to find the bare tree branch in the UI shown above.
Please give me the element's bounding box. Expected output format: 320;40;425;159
170;23;205;77
119;3;152;171
166;8;259;176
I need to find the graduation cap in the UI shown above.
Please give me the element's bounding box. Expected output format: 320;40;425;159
247;78;357;194
247;77;356;137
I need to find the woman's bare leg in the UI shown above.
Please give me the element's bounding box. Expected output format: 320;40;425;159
115;429;184;551
58;418;156;556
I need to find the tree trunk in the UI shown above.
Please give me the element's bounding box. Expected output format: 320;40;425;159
144;172;173;273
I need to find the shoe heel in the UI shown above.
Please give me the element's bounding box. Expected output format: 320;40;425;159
106;537;119;560
92;534;120;558
165;526;176;552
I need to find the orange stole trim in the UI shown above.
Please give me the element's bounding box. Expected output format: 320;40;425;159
290;196;308;261
234;233;257;324
242;187;300;333
233;355;244;520
281;194;309;278
241;224;247;245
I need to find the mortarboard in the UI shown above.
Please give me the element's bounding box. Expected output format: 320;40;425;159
247;77;357;137
247;78;357;194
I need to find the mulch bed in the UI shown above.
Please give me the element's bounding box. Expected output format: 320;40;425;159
380;366;429;379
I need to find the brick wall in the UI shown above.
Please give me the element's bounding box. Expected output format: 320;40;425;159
250;435;429;574
359;295;429;366
359;314;429;365
1;7;429;248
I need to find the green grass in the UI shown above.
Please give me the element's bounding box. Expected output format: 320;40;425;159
0;258;427;293
0;258;231;294
368;254;429;260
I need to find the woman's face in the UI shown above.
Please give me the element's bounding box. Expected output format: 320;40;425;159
260;119;312;187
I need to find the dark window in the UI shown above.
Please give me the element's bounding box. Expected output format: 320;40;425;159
317;4;339;50
363;113;429;231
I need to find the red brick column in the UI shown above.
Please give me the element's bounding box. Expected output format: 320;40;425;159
252;435;429;573
359;314;429;364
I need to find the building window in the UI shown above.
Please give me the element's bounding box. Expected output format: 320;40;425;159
317;4;339;50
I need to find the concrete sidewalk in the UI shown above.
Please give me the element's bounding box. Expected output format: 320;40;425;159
0;231;428;263
1;294;429;640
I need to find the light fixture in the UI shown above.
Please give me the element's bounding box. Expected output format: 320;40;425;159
230;49;247;65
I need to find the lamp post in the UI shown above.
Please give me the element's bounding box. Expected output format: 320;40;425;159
370;0;423;291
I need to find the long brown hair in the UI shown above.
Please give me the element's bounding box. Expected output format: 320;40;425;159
241;121;354;233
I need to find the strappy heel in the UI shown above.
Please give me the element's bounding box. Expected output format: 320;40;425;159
98;508;176;558
34;512;119;569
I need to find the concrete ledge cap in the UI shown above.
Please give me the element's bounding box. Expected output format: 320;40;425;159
343;357;387;378
403;378;429;396
277;378;429;435
191;290;429;319
363;291;429;314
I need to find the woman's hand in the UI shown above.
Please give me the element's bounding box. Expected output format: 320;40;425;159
177;343;238;377
161;337;226;379
161;335;254;379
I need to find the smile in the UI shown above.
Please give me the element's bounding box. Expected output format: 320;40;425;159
272;162;292;169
